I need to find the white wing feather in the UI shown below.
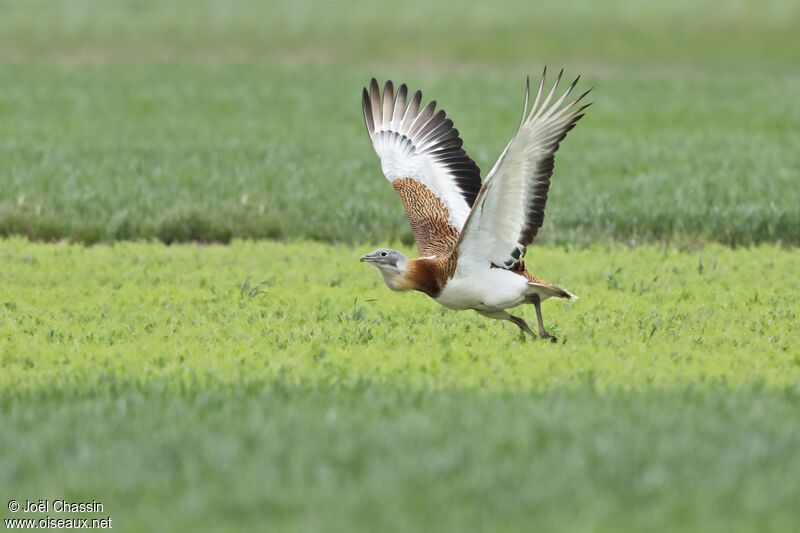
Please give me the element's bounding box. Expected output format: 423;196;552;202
363;80;482;231
457;69;590;274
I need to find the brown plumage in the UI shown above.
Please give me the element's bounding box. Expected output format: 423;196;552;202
399;256;457;297
393;175;551;296
392;177;459;258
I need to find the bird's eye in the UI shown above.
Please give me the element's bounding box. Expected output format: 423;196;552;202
381;251;387;257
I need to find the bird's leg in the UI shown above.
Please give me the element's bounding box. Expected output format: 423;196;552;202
477;310;535;338
508;314;536;337
530;295;557;343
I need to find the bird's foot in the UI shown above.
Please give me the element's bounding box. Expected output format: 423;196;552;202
540;331;558;343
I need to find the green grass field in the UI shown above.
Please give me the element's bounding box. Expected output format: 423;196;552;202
2;64;798;246
3;240;799;393
2;240;799;531
1;1;799;531
1;2;799;246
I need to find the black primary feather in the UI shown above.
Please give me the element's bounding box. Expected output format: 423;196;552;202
362;79;482;207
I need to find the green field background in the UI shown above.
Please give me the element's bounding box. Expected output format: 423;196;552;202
3;240;799;532
1;1;799;532
1;0;799;245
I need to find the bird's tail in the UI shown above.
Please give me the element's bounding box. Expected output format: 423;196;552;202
527;283;578;301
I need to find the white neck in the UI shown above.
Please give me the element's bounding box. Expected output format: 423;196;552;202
378;263;408;291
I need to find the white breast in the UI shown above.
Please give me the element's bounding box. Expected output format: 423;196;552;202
435;268;530;311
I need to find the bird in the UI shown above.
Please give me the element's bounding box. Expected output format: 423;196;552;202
359;68;590;341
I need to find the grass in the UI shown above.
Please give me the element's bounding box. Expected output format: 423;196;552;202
4;386;800;533
2;239;798;393
1;240;799;531
0;1;799;246
1;1;798;68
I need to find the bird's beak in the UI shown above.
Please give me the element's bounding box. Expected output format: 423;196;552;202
360;254;373;263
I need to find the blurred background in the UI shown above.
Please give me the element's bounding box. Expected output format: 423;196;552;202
2;1;796;67
0;0;797;246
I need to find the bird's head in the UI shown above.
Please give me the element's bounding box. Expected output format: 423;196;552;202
360;248;409;290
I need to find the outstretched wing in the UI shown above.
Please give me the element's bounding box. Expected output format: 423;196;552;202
456;69;590;273
362;79;481;257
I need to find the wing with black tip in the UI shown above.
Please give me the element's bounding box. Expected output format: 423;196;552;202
362;79;482;256
456;69;591;273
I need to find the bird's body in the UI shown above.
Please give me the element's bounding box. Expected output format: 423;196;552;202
360;69;589;340
435;268;530;311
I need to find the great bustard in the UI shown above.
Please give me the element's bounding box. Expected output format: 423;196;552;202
359;69;590;341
